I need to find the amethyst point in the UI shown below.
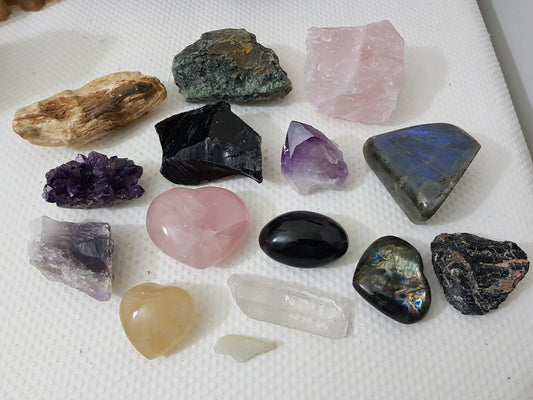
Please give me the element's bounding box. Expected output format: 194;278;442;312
281;121;348;195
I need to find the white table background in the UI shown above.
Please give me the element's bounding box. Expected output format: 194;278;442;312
1;1;533;399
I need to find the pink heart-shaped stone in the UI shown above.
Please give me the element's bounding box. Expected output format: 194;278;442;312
146;187;249;269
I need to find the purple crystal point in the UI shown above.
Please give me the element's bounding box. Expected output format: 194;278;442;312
281;121;348;195
28;216;113;301
43;151;144;208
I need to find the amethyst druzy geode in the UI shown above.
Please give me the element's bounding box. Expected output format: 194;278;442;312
43;151;144;208
281;121;348;195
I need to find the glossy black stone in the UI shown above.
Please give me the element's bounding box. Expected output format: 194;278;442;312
155;101;262;185
353;236;431;324
363;123;480;223
258;211;348;267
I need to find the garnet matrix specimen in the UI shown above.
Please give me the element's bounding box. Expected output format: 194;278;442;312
259;211;348;267
281;121;348;195
146;187;249;269
43;151;144;208
155;101;262;185
228;274;348;339
364;123;481;223
353;236;431;324
304;20;404;124
28;216;113;301
172;28;292;102
431;233;529;315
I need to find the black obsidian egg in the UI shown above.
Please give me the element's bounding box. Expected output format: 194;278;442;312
258;211;348;267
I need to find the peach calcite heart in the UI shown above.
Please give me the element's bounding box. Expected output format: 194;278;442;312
120;283;195;360
146;187;249;268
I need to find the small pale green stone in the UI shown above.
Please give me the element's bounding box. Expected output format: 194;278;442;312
214;335;276;362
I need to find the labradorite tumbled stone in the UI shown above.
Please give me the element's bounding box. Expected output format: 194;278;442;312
353;236;431;324
363;123;480;223
258;211;348;267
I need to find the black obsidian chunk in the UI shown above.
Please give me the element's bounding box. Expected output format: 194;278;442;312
258;211;348;267
155;101;263;185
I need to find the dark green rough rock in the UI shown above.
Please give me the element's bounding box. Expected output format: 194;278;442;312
172;28;292;102
431;233;529;315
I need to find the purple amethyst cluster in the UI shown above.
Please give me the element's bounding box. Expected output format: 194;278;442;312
43;151;144;208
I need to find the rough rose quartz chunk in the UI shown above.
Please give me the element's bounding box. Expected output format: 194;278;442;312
304;20;405;124
146;187;249;269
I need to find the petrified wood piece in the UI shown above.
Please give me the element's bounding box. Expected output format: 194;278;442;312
13;71;166;146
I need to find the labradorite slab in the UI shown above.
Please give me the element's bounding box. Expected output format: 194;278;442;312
363;123;481;223
172;28;292;102
431;233;529;315
353;236;431;324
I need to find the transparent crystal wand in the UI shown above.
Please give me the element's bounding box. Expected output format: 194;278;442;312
228;274;348;339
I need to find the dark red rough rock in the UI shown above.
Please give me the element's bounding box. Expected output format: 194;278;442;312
431;233;529;315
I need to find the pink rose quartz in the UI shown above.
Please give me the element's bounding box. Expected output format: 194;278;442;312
304;20;405;124
146;187;249;269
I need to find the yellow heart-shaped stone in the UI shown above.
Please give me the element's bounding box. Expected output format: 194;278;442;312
119;283;195;360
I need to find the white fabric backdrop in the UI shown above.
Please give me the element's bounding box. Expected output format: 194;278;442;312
1;1;532;398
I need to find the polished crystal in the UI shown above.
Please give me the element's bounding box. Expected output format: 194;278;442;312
363;123;481;223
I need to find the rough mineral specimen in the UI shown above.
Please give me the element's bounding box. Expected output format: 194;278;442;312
146;187;249;269
431;233;529;315
304;20;405;124
172;28;292;102
28;216;113;301
363;123;481;223
228;274;348;339
155;101;262;184
353;236;431;324
13;71;166;146
259;211;348;267
120;283;195;360
214;335;276;363
281;121;348;195
43;151;144;208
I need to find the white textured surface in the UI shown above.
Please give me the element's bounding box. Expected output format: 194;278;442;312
1;1;533;399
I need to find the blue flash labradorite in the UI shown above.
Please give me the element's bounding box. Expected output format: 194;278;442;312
258;211;348;267
363;123;481;223
353;236;431;324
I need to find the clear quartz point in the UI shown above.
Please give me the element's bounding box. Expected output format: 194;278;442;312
228;274;348;339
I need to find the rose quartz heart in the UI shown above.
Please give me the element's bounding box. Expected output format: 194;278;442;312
146;187;249;269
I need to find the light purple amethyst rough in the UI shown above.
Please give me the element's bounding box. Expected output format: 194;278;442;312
43;151;144;208
281;121;348;195
28;216;113;301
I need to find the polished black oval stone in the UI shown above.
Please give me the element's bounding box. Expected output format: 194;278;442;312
258;211;348;267
353;236;431;324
